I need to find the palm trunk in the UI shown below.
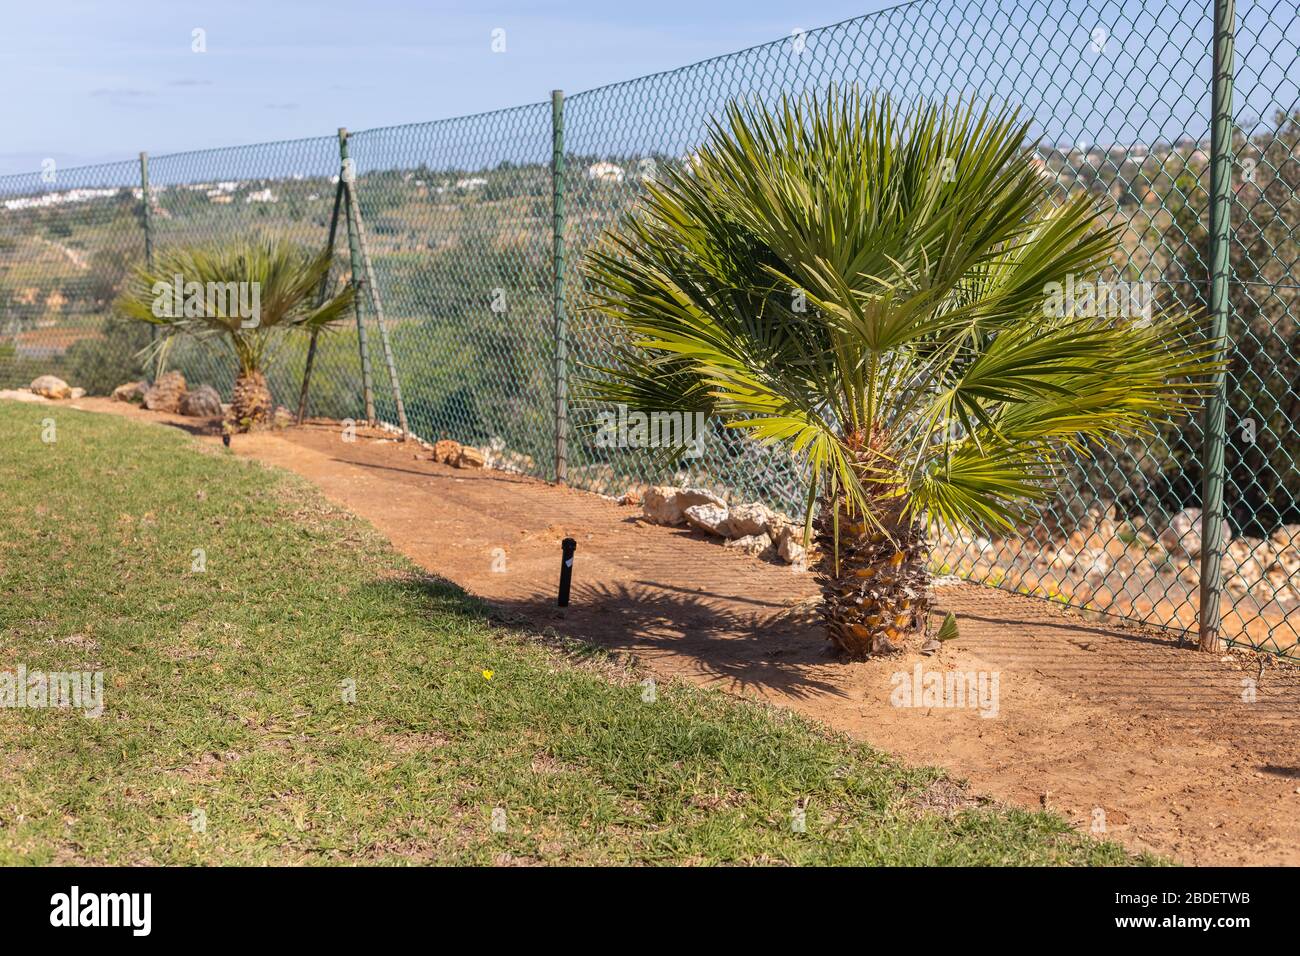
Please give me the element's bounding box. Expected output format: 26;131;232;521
814;430;931;658
228;369;273;432
815;494;931;657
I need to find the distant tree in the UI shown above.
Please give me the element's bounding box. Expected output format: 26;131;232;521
1155;110;1300;534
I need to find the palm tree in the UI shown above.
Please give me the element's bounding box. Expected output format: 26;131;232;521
581;90;1218;658
117;237;354;430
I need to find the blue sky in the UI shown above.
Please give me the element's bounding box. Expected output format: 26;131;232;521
3;0;1292;180
0;0;891;174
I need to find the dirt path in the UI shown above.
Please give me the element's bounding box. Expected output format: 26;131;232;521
70;398;1300;864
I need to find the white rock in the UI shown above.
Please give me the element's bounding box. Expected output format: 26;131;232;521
684;502;729;536
112;381;148;403
0;388;50;403
1252;569;1300;606
1047;546;1077;570
1223;553;1265;595
1159;508;1231;558
1079;548;1112;582
773;524;807;566
641;486;682;524
1228;537;1272;565
180;384;223;417
1223;538;1272;595
29;375;72;399
1275;549;1300;577
641;486;726;526
1269;524;1300;551
723;533;772;556
676;487;726;509
719;502;775;538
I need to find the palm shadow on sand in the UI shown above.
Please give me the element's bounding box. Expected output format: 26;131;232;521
375;572;850;702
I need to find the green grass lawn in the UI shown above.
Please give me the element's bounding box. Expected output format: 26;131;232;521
0;403;1154;865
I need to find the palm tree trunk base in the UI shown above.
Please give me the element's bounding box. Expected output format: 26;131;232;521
814;497;931;660
227;371;274;433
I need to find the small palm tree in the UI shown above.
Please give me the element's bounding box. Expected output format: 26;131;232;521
118;237;354;430
582;89;1217;658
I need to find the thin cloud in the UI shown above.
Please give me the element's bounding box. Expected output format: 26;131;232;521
90;88;152;98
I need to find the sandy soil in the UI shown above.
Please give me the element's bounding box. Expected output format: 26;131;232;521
64;397;1300;864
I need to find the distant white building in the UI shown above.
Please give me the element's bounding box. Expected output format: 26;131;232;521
245;188;277;203
456;177;488;191
586;161;625;183
204;181;240;202
185;181;238;194
2;187;120;211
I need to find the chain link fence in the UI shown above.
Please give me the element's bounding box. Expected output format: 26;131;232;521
1;0;1296;654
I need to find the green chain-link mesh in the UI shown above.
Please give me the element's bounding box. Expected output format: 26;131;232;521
0;0;1295;655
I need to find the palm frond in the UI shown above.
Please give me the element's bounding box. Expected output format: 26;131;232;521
581;86;1219;536
115;236;354;376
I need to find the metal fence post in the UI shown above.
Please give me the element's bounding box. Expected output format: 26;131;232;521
552;89;568;485
338;127;377;426
1198;0;1236;653
138;151;158;367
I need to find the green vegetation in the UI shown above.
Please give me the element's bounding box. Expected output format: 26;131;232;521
0;403;1151;865
1153;110;1300;534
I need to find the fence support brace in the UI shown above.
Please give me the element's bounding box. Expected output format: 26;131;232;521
552;90;568;485
338;128;378;426
1198;0;1236;653
339;134;410;440
297;177;345;424
138;152;157;371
